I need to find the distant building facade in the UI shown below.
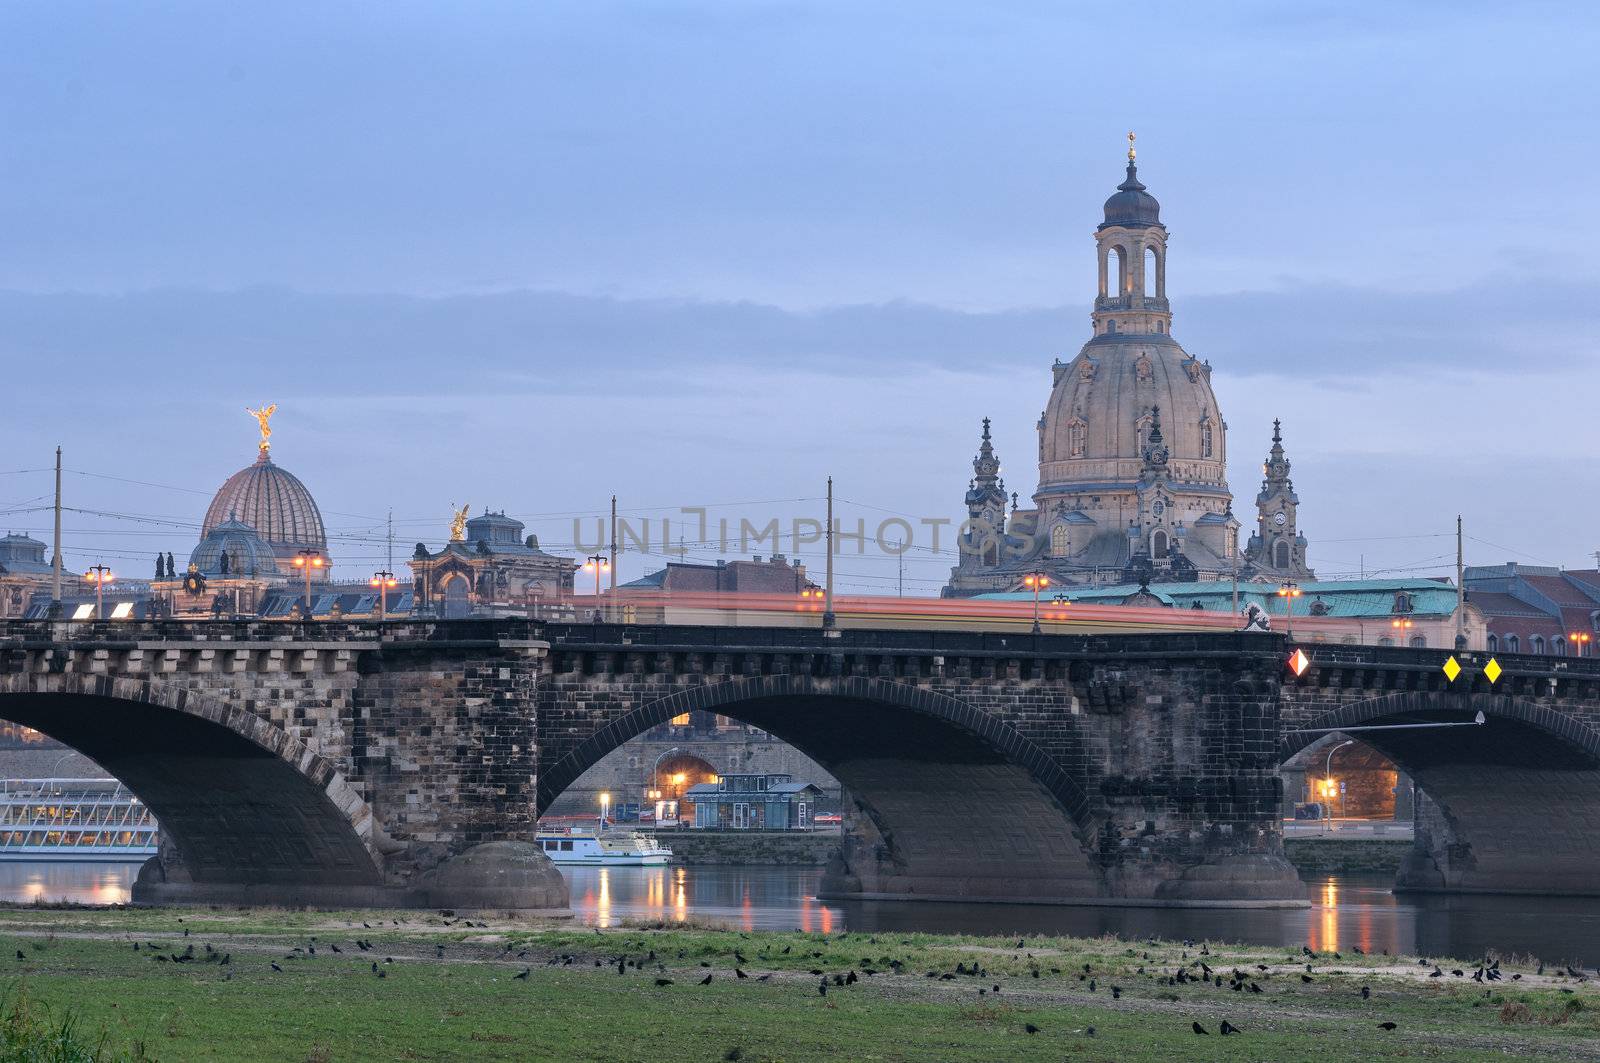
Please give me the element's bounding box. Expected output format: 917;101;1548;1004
0;534;56;619
686;773;826;830
1465;563;1600;656
410;510;577;619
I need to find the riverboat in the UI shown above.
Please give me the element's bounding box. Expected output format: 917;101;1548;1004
536;828;672;866
0;779;159;860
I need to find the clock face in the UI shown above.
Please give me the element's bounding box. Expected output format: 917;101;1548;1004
1273;511;1287;527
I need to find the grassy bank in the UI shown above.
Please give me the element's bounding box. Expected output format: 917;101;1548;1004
0;905;1594;1061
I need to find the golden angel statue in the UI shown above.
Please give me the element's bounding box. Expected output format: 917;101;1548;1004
450;503;470;542
245;404;277;454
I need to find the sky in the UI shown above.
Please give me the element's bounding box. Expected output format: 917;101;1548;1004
2;0;1598;592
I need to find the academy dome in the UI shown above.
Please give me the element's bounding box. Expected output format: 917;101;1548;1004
201;445;329;577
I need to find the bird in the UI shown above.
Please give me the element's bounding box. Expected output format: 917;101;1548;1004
1378;1021;1397;1031
1111;986;1121;999
655;978;674;986
818;980;827;997
371;962;378;973
1192;1021;1208;1035
1361;986;1370;999
377;969;386;979
1023;1023;1040;1035
330;944;341;954
514;968;530;980
1301;974;1313;983
271;962;283;973
1220;1020;1239;1035
724;1050;743;1062
12;951;21;961
700;974;713;986
735;968;748;979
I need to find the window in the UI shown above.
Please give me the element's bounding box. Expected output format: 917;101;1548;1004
1554;636;1565;655
1151;530;1169;559
1531;635;1545;654
1506;635;1520;653
1106;245;1127;296
1274;540;1290;569
1378;636;1394;647
1201;421;1214;458
1487;634;1498;652
1409;635;1426;648
1392;592;1414;614
1144;247;1159;297
1068;418;1087;458
1051;525;1069;557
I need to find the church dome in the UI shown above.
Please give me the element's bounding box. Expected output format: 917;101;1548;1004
1038;338;1226;491
201;452;329;571
1100;162;1162;230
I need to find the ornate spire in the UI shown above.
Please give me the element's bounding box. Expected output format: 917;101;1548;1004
1141;405;1170;471
972;418;1001;483
1265;419;1289;482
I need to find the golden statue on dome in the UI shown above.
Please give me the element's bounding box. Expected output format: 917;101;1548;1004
245;403;277;455
449;503;470;542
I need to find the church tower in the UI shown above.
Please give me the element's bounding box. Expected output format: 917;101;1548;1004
1093;133;1173;340
1244;420;1314;579
963;418;1007;566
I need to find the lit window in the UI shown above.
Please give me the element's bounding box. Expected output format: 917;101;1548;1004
109;602;134;620
71;604;94;621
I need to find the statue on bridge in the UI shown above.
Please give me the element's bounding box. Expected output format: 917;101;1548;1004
1241;601;1271;632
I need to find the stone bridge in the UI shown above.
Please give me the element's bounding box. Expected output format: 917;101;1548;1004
1;619;1596;910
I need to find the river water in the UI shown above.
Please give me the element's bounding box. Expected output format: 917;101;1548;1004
8;862;1598;964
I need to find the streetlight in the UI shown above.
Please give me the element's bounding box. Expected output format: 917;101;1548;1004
598;791;611;830
1323;738;1354;831
1390;617;1414;645
582;554;610;622
1571;631;1593;658
1277;580;1302;638
291;549;326;619
83;565;112;619
369;570;398;621
1023;572;1051;634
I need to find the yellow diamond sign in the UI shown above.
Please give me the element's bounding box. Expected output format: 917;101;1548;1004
1484;657;1502;684
1442;656;1461;682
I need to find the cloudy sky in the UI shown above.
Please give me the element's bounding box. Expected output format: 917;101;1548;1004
2;1;1598;591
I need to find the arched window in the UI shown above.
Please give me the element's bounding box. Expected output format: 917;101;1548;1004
1144;246;1159;297
1104;245;1127;297
1068;418;1087;458
1151;530;1170;559
1273;540;1290;569
1409;635;1427;648
1554;636;1566;656
1487;634;1499;652
1531;635;1545;654
1506;634;1520;653
1378;636;1395;647
1392;592;1413;614
441;574;471;619
1200;420;1214;458
1106;320;1117;334
1051;524;1069;557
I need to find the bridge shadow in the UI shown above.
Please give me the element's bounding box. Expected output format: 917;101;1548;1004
1282;693;1600;895
538;678;1109;904
0;685;382;904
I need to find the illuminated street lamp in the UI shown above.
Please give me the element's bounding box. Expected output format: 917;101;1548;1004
369;570;399;621
582;554;610;622
1277;581;1302;638
291;549;326;619
1390;618;1414;644
1570;631;1593;658
1023;572;1051;634
83;565;112;619
1323;738;1354;831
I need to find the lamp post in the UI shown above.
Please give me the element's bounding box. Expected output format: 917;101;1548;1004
582;554;610;622
291;549;325;619
1390;617;1414;645
1323;738;1354;831
369;570;398;621
1571;631;1593;658
1023;573;1050;634
83;565;112;619
1277;580;1302;638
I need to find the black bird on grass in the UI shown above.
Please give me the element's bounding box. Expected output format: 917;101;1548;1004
1361;986;1370;999
1378;1021;1397;1031
700;974;713;986
818;980;827;997
1192;1022;1208;1035
1220;1020;1240;1035
514;968;531;980
12;951;21;961
271;962;283;973
1111;986;1121;999
1301;974;1313;984
735;968;748;979
724;1049;743;1062
371;962;378;973
655;978;674;987
1024;1023;1040;1035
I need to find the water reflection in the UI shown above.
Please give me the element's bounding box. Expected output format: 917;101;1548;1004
0;861;141;905
561;866;1600;964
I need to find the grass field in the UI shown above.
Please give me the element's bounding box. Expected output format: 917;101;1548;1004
0;904;1594;1061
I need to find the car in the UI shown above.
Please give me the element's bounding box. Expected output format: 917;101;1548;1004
812;813;842;826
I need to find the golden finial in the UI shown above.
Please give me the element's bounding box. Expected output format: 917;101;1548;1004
449;503;470;542
245;404;277;455
1127;130;1136;162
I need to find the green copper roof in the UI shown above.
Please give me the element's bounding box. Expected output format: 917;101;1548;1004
976;577;1460;618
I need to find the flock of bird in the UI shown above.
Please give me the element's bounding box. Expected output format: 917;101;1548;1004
18;912;1582;1048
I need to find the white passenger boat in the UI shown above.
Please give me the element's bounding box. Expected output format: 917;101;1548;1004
536;829;672;866
0;779;160;861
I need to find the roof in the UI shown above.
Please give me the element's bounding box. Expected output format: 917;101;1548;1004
977;576;1462;618
202;454;327;560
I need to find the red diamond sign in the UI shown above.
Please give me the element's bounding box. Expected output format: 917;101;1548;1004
1288;648;1311;677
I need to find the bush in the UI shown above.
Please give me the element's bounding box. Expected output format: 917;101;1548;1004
0;985;150;1063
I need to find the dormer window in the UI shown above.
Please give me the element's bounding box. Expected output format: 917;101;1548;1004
1392;592;1414;614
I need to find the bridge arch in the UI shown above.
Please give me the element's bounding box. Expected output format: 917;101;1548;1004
0;672;382;899
539;673;1106;902
1281;691;1600;894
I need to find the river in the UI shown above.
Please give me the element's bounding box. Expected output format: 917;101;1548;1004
7;861;1598;964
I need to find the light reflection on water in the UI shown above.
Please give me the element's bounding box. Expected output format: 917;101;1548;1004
561;865;1600;964
6;861;1598;966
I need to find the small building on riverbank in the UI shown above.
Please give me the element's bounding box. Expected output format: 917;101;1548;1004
685;773;825;830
